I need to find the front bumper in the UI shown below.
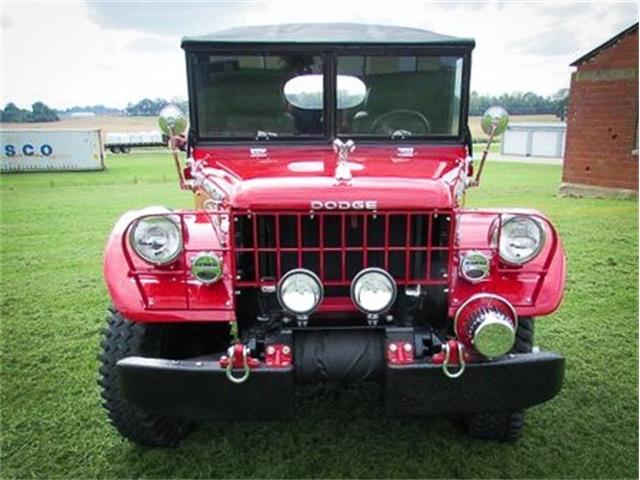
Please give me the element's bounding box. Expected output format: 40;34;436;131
385;351;564;415
117;356;294;420
117;351;564;419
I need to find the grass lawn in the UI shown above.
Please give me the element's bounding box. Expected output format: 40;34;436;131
0;152;637;479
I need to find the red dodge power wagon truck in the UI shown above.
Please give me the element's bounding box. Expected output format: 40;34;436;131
100;23;566;446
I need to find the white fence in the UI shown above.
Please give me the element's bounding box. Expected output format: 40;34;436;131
0;129;104;172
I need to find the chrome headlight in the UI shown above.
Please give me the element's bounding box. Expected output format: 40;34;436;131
129;215;182;265
277;269;323;317
350;268;397;315
498;215;545;265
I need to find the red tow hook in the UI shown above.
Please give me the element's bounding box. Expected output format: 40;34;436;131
219;344;260;384
265;344;293;368
387;341;415;365
432;340;472;379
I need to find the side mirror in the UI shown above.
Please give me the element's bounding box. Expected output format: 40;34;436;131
480;106;509;137
472;106;509;188
158;104;189;191
158;104;188;136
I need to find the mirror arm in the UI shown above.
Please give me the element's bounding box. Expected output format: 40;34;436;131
158;104;189;190
471;124;496;187
168;127;190;191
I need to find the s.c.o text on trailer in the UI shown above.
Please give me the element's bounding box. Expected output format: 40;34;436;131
0;129;104;172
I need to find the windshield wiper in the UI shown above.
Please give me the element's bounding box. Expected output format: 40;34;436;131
255;130;278;141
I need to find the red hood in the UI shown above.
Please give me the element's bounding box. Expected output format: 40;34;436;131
191;145;467;210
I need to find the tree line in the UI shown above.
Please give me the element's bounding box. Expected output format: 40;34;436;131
0;98;189;123
61;105;122;116
125;98;188;117
0;102;60;123
470;89;569;119
2;90;568;123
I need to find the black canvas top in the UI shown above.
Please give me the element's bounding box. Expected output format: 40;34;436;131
182;23;475;48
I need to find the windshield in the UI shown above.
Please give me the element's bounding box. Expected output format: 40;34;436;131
192;53;324;139
337;55;463;138
190;52;465;140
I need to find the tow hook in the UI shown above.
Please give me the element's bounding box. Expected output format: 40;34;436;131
219;344;259;384
387;341;415;365
433;340;467;379
265;344;293;368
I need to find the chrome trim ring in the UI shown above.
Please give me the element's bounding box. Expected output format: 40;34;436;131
128;214;183;266
276;268;324;317
497;215;546;266
350;267;398;315
459;250;491;283
191;251;223;284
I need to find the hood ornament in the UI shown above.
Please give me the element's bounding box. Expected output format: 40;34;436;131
333;138;355;182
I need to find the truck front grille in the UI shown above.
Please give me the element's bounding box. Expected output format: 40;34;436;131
232;210;453;289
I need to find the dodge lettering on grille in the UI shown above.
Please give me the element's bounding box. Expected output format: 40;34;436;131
310;200;378;210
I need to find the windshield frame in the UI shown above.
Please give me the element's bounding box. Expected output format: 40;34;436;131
185;44;472;144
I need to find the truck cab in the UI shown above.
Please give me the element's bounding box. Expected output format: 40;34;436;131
100;24;566;447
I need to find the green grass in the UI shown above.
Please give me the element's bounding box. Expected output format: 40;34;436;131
1;153;637;479
472;141;501;154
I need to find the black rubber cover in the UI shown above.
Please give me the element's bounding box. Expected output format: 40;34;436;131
117;356;294;420
384;351;564;415
294;329;384;383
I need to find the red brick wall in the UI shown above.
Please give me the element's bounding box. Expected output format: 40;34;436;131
563;29;639;191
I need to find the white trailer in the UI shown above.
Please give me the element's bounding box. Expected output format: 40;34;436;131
104;131;165;154
0;129;104;172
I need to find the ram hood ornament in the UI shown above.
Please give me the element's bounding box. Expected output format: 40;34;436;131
333;138;355;182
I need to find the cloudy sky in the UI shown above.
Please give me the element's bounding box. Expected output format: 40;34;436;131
1;1;637;109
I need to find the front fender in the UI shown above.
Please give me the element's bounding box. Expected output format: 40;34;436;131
449;208;566;318
103;207;235;323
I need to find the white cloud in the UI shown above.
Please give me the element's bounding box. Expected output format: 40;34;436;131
1;0;637;109
1;1;186;108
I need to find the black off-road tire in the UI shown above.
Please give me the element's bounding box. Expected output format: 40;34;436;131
513;317;534;354
464;317;534;442
98;308;191;447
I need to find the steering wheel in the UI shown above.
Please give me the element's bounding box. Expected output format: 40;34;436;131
370;109;431;137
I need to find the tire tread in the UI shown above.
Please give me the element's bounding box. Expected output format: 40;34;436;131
464;317;534;442
98;308;190;447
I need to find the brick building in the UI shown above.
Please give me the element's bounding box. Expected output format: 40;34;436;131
560;23;638;197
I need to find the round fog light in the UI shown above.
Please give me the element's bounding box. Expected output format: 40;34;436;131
277;269;323;317
191;252;222;284
460;251;490;282
350;268;397;315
